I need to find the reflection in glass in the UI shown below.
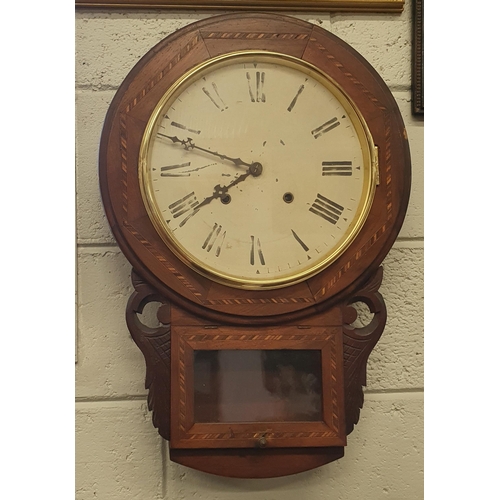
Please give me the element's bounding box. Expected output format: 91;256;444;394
193;350;322;423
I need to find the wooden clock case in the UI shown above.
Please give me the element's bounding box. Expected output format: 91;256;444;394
99;13;411;478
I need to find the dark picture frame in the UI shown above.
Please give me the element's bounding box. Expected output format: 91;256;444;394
75;0;405;12
412;0;424;115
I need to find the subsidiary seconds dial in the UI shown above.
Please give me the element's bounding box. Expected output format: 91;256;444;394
140;51;378;289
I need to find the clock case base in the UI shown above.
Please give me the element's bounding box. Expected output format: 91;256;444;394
169;447;345;479
126;266;386;478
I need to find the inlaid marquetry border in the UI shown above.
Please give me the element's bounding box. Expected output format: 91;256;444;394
124;221;205;300
124;35;201;115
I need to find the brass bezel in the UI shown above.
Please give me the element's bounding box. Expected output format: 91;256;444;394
139;51;377;290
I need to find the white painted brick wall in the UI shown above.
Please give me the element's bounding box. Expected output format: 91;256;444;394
76;2;423;498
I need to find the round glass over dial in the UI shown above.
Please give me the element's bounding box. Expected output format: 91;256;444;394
140;51;377;289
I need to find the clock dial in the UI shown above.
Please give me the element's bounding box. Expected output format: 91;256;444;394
140;52;377;289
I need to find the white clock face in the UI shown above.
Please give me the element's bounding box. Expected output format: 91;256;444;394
140;52;376;289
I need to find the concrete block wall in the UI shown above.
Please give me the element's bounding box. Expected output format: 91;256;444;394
76;3;424;498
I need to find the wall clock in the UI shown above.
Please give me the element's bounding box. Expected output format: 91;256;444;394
99;12;411;478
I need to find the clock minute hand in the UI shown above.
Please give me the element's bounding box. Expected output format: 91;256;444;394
158;133;252;168
191;143;253;169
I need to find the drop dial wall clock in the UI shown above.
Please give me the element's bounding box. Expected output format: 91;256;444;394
99;13;411;478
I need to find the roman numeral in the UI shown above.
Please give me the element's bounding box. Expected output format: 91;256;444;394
202;82;228;111
160;161;212;177
311;117;340;139
202;223;226;256
309;194;344;225
287;84;305;112
322;161;353;176
291;229;309;252
170;121;201;135
161;162;191;177
250;236;265;265
168;192;199;227
246;71;266;103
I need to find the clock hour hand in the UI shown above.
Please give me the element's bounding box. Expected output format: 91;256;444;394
158;133;252;168
197;161;263;209
197;172;251;209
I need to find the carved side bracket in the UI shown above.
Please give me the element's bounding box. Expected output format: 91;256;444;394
126;269;172;440
342;266;386;434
